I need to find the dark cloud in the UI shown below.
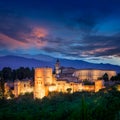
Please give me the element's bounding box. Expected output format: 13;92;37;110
41;32;120;59
71;34;120;57
0;8;31;43
0;0;120;64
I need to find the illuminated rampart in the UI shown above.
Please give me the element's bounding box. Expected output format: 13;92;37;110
73;69;116;82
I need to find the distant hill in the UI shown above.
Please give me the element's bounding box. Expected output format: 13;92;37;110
60;59;120;72
0;55;120;72
0;55;54;69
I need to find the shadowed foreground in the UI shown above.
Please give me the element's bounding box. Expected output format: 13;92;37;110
0;88;120;120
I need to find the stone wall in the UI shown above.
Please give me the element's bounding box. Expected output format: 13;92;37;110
14;80;33;97
73;69;116;82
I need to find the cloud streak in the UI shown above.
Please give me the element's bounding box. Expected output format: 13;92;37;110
0;26;48;50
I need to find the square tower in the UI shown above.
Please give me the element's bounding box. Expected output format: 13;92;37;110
34;68;53;99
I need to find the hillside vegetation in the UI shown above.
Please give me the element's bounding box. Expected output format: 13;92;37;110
0;88;120;120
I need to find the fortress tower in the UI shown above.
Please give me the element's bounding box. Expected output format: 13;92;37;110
34;68;53;99
34;68;46;99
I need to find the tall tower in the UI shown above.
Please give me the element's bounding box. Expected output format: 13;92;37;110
34;68;46;99
34;68;53;99
55;59;61;75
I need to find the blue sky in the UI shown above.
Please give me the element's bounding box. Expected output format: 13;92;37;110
0;0;120;65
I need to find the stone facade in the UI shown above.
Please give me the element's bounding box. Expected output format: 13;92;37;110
73;69;116;82
14;79;33;97
33;68;105;99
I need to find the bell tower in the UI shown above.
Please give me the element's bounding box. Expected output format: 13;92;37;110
55;59;61;75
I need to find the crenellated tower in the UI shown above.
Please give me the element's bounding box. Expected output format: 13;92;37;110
34;68;46;99
34;68;53;99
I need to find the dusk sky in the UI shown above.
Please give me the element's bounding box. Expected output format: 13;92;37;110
0;0;120;65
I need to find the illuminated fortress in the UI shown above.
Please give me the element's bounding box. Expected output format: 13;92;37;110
5;59;116;99
33;60;116;99
33;67;106;99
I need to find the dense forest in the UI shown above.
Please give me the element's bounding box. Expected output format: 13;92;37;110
0;87;120;120
0;67;34;81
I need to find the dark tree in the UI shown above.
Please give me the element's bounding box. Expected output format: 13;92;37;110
117;73;120;81
24;67;31;79
0;78;5;99
16;67;26;80
31;67;34;80
16;67;34;80
0;67;34;81
11;69;17;81
2;67;12;81
110;73;120;81
103;73;109;81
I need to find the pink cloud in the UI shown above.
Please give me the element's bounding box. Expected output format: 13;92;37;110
0;33;28;49
17;27;48;48
31;27;48;38
0;29;47;50
82;47;116;55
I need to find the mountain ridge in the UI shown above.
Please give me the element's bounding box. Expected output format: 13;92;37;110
0;55;120;72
